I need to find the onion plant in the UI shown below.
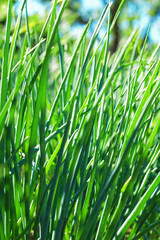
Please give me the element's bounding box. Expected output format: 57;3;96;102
0;0;160;239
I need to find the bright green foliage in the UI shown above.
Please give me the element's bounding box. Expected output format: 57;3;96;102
0;0;160;240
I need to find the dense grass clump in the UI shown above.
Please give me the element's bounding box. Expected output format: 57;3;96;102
0;0;160;239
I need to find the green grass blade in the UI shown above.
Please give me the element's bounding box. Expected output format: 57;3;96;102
116;173;160;239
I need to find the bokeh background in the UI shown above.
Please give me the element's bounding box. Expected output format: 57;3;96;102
0;0;160;53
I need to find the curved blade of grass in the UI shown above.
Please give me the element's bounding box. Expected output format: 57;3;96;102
46;19;91;129
0;0;12;110
122;58;160;153
79;11;111;238
52;5;113;236
104;86;160;239
41;101;73;239
116;172;160;239
46;0;57;46
8;0;26;81
39;5;53;41
0;38;45;136
32;1;68;238
79;57;159;240
0;1;13;216
67;2;112;137
11;39;45;74
94;27;137;108
0;91;14;136
110;0;125;32
133;219;160;240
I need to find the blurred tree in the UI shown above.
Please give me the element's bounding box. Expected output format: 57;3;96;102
110;0;121;52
